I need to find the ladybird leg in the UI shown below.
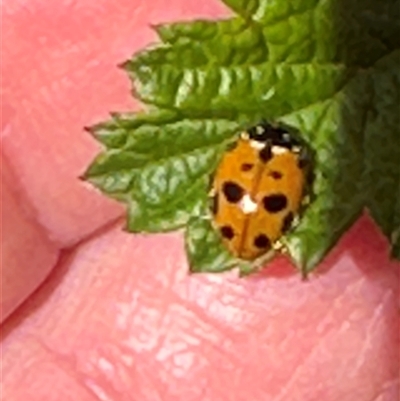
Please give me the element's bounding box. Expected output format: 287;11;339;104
291;215;301;228
297;147;310;169
301;195;310;207
272;239;288;253
247;248;275;273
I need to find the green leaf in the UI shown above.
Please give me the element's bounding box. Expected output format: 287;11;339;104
222;0;398;65
124;18;268;71
85;117;240;231
185;216;240;273
282;73;369;270
129;61;352;120
362;50;400;248
185;215;267;275
85;0;400;274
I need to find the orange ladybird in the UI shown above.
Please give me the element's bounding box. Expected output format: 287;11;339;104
210;122;311;261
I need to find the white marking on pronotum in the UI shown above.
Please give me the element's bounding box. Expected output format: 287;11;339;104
391;227;400;244
272;145;289;155
239;194;258;214
240;131;250;140
250;140;266;150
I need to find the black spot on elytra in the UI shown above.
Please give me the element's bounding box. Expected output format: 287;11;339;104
211;193;219;215
253;234;271;249
269;171;283;179
241;163;253;172
222;181;244;203
282;211;294;232
259;145;273;163
220;225;234;240
263;194;288;213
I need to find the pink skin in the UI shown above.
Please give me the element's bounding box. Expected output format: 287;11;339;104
1;0;399;399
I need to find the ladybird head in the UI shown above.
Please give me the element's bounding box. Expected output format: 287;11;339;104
247;121;302;150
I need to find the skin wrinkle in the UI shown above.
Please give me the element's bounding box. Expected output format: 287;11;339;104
20;334;103;401
155;315;201;362
351;290;393;372
200;271;293;311
275;276;362;354
170;288;249;340
135;367;166;401
121;343;170;397
105;349;142;393
275;339;329;400
2;219;396;400
124;289;246;398
173;280;244;328
84;380;114;401
271;278;390;401
39;331;150;401
124;308;164;352
368;379;398;401
189;361;238;401
70;215;126;251
174;250;396;399
124;289;172;337
82;358;133;401
152;347;202;399
1;163;61;322
272;333;338;401
16;271;160;400
90;350;132;394
313;275;366;334
154;294;241;367
174;271;385;400
115;283;238;376
377;379;400;401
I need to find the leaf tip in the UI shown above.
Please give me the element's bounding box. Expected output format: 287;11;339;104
149;23;161;33
78;169;94;183
187;264;199;275
83;125;97;136
84;124;106;144
238;268;253;278
117;59;133;71
188;267;198;275
301;267;310;281
109;111;120;120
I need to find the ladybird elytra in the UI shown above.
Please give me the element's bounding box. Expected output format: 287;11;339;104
210;122;310;261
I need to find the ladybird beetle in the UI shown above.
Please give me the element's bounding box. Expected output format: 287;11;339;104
210;122;311;261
